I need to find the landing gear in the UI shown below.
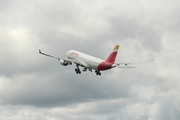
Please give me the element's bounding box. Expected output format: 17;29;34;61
75;64;81;74
95;70;101;76
75;68;81;74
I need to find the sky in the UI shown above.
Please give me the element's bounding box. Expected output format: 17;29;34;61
0;0;180;120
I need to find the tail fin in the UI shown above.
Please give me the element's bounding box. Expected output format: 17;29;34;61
106;45;119;64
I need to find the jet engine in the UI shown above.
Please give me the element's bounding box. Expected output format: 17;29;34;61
60;59;68;66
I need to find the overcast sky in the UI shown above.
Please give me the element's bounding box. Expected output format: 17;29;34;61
0;0;180;120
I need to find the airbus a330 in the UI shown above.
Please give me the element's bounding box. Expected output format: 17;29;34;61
39;45;153;76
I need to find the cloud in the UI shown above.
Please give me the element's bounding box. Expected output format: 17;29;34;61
0;0;180;119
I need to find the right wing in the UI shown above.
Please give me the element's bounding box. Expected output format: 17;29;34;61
115;58;154;68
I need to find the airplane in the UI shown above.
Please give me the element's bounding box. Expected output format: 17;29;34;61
39;45;153;76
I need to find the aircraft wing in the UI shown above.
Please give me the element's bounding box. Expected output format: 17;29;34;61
115;58;154;68
39;49;71;62
39;49;90;68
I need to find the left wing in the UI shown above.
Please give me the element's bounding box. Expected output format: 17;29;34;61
39;49;89;68
39;49;73;65
39;49;72;61
115;58;154;68
39;49;61;60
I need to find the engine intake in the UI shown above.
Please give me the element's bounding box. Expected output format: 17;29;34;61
60;59;68;66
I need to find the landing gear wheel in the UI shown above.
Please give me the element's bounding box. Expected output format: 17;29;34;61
75;68;81;74
95;70;101;76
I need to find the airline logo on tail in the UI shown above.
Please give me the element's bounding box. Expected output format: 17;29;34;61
106;45;119;64
97;45;119;70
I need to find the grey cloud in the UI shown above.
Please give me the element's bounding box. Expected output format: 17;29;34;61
109;17;162;52
0;73;133;107
0;0;13;11
0;0;180;120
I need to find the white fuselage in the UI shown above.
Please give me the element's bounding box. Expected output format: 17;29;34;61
66;50;104;70
39;44;120;75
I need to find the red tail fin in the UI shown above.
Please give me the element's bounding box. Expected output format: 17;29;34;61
106;45;119;64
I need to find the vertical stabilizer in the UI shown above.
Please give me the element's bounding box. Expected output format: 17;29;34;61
106;45;119;64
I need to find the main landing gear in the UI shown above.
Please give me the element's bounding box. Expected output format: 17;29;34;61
95;70;101;76
75;64;81;74
75;68;81;74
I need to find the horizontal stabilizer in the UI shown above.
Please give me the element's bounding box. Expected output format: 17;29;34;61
116;58;154;66
117;66;135;68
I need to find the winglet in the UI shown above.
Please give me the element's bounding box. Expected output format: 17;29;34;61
39;49;41;54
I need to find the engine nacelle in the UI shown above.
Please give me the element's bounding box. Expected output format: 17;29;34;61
60;59;68;66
